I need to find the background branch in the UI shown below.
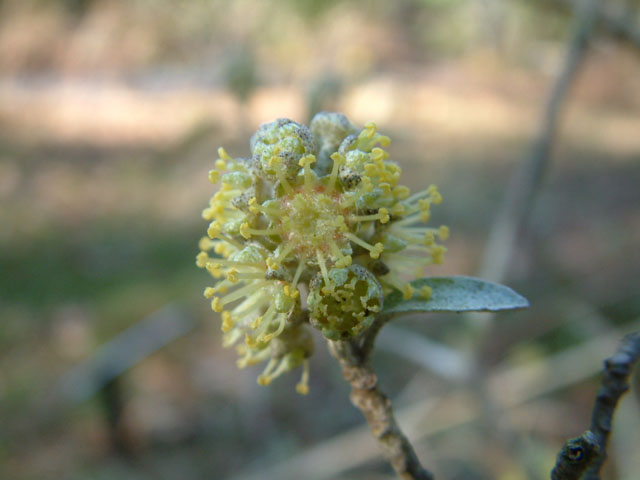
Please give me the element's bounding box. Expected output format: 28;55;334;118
542;0;640;51
479;0;597;284
552;332;640;479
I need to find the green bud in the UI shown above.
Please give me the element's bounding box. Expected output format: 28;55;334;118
310;112;356;175
222;171;253;189
307;264;383;340
250;118;315;180
231;244;266;263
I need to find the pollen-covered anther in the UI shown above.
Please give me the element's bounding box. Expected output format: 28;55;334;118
283;284;299;299
221;311;235;332
370;147;388;161
265;257;277;270
208;170;220;184
419;286;432;300
226;269;239;283
393;185;410;199
430;245;447;264
424;231;435;246
207;221;222;238
344;233;384;259
195;251;209;268
296;360;310;395
218;146;232;163
350;207;390;225
211;297;223;312
239;222;279;240
428;185;442;204
402;284;415;300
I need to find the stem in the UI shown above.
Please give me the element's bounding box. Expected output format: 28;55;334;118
551;332;640;479
328;333;434;480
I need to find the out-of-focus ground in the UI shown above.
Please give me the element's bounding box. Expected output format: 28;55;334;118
1;1;639;479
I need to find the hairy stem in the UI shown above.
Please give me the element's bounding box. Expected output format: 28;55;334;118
328;337;434;480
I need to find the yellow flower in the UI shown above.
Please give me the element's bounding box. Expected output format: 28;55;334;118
197;112;447;392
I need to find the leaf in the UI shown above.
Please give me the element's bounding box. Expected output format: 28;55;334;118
382;276;529;315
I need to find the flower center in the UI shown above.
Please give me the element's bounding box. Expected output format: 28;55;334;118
279;187;348;259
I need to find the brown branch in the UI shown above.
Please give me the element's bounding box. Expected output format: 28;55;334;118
328;338;434;480
551;332;640;480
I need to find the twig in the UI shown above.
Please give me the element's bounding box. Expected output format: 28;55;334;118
328;338;434;480
551;332;640;479
229;320;640;480
551;431;600;480
583;332;640;479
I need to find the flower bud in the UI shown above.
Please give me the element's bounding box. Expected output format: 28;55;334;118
250;118;315;180
307;264;383;340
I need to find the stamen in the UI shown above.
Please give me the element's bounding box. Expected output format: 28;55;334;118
249;198;283;216
296;360;310;395
212;281;270;311
237;347;271;368
344;233;384;259
221;311;235;332
214;189;242;201
393;185;410;199
269;156;294;194
257;359;278;383
207;223;243;249
419;286;432;300
291;261;305;287
253;304;277;335
274;242;295;265
226;269;266;283
316;249;332;293
382;274;415;300
232;291;270;317
328;239;352;268
259;356;291;385
217;146;233;164
222;328;243;347
349;207;390;224
208;258;265;270
299;155;316;192
240;223;279;239
196;251;209;268
208;170;220;184
327;152;344;194
261;313;286;343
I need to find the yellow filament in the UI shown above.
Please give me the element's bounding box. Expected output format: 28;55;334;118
299;155;316;192
269;156;294;194
344;233;384;259
316;249;332;293
291;262;305;287
327;152;344;194
296;360;310;395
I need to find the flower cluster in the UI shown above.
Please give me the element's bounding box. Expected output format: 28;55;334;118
197;112;447;393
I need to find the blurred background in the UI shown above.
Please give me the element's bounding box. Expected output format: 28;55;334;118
1;0;639;479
